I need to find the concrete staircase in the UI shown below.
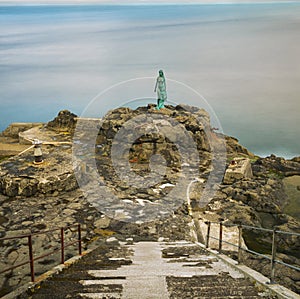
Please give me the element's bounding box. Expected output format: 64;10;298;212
21;240;277;299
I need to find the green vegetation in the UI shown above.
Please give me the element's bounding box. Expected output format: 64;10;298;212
0;155;10;162
266;169;285;179
283;176;300;221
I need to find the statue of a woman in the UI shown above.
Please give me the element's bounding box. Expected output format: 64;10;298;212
154;70;167;110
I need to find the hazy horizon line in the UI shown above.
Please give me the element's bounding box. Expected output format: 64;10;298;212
0;0;299;5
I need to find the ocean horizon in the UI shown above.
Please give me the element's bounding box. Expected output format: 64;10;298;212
0;3;299;158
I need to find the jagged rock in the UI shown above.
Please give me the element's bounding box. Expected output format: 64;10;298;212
94;104;219;203
291;156;300;163
46;110;77;133
94;216;111;229
1;123;43;138
253;154;300;177
225;136;254;158
0;143;79;197
223;157;253;184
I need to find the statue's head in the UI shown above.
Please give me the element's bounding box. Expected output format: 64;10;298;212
159;70;164;77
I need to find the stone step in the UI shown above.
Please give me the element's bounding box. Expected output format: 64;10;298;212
168;289;260;297
167;276;254;286
79;293;121;299
24;241;274;299
191;297;262;299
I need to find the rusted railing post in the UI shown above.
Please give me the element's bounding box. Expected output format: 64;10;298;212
238;225;243;264
61;227;65;264
78;224;82;255
28;235;35;282
218;222;223;253
206;221;211;248
270;228;277;284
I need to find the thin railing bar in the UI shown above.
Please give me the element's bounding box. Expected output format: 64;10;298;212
206;221;239;228
28;235;35;282
207;236;239;250
241;225;273;233
207;234;237;247
220;223;237;228
219;239;239;248
78;224;82;255
205;221;211;248
206;234;300;271
218;222;223;253
0;224;79;242
61;227;65;264
275;259;300;271
0;235;28;241
276;230;300;237
33;247;61;262
34;240;81;263
204;235;244;251
205;234;240;249
270;228;277;283
205;222;300;236
0;246;63;275
203;221;300;276
0;260;33;275
0;228;60;241
206;222;300;236
25;240;80;266
0;241;81;276
64;240;80;248
244;248;272;260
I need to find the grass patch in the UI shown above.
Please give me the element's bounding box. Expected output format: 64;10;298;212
0;155;11;162
283;176;300;221
266;169;285;179
94;228;115;237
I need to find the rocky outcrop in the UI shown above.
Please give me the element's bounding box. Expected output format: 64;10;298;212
0;145;79;197
1;123;43;139
253;154;300;177
223;157;253;184
196;162;300;293
0;110;83;197
46;110;77;134
1;105;300;295
93;104;217;204
225;135;255;158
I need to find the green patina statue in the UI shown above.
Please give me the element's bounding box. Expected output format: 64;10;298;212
154;70;167;110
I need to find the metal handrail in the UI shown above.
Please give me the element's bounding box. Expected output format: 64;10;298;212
203;220;300;284
276;230;300;237
240;224;273;233
0;223;83;282
0;227;78;243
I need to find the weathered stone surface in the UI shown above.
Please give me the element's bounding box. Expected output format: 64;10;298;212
223;157;253;184
1;105;300;296
0;144;78;197
253;154;300;177
46;110;77;133
94;216;111;229
1;123;43;139
225;135;255;158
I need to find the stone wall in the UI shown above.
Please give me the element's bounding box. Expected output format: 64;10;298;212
0;145;79;197
1;123;43;139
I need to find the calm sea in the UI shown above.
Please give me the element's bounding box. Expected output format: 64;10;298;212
0;3;299;158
